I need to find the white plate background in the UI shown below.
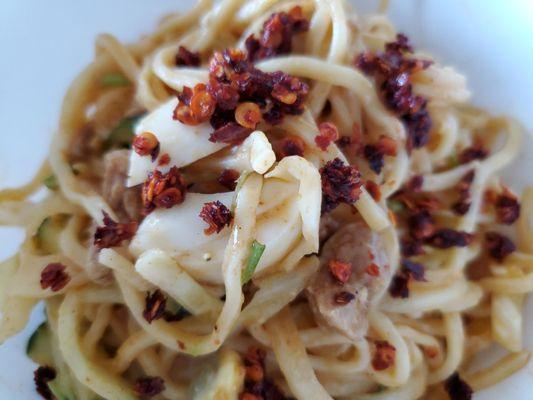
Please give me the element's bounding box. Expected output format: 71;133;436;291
0;0;531;398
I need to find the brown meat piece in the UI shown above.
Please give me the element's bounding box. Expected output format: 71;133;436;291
102;150;142;221
307;220;391;340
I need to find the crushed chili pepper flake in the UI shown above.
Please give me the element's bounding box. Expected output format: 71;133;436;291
320;158;363;214
94;211;138;249
143;290;166;324
134;376;165;398
365;263;381;277
365;180;382;201
133;132;160;160
364;144;385;174
408;210;436;240
246;6;309;62
235;102;262;129
401;238;425;257
453;170;475;215
328;260;352;284
34;366;56;400
142;166;187;214
389;258;426;298
278;135;305;159
207;49;308;128
315;122;340;151
158;153;170;166
376;135;398;156
372;341;396;371
485;232;516;261
209;122;253;144
426;228;474;249
424;346;439;359
218;169;240;191
495;189;520;224
40;262;70;292
174;83;216;125
389;274;410;298
459;144;488;164
334;291;356;305
175;45;201;67
241;347;289;400
355;34;432;151
401;259;426;281
406;175;424;192
199;201;233;235
444;372;473;400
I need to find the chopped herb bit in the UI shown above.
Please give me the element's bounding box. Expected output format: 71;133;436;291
387;199;405;213
103;114;144;150
100;72;131;87
242;240;266;284
449;152;459;167
43;175;58;190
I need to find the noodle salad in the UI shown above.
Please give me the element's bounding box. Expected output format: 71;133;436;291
0;1;531;399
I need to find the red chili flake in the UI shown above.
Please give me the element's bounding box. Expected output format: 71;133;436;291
426;228;474;249
40;263;70;292
377;135;398;156
315;122;340;151
372;341;396;371
485;232;516;261
143;290;166;324
389;274;410;298
218;169;240;191
158;153;170;166
389;259;426;298
424;346;439;359
401;238;425;257
134;376;165;398
452;170;475;215
209;122;253;144
401;259;426;281
444;372;473;400
245;6;309;62
365;180;382;201
207;49;308;127
415;196;442;212
199;201;233;235
459;145;488;164
142;166;187;214
495;189;520;224
365;263;380;277
278;135;305;158
133;132;160;160
337;123;364;155
94;211;138;249
175;46;201;67
320;158;363;214
235;102;262;129
356;34;432;150
406;175;424;192
334;291;356;305
328;260;352;284
337;136;352;148
408;210;436;240
241;347;290;400
364;144;385;174
173;83;216;125
34;366;56;400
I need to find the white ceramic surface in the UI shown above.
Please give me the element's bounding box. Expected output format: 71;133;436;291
0;0;532;398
